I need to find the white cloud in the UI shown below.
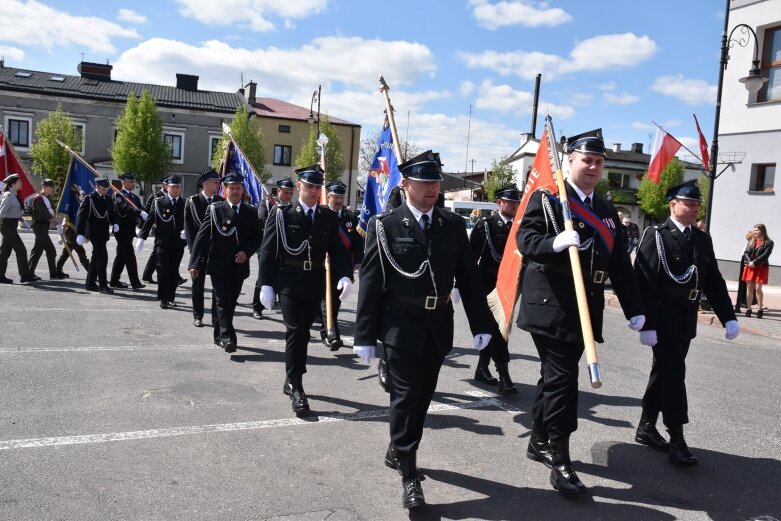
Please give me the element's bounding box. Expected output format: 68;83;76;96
323;89;451;128
0;0;139;54
603;91;640;105
460;81;476;97
118;8;147;24
469;0;572;30
472;79;574;119
175;0;327;32
599;81;617;91
631;119;680;131
458;33;658;80
569;93;593;106
651;74;717;105
113;37;436;95
0;46;26;62
631;121;653;130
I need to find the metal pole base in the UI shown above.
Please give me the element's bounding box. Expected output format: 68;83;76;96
588;363;602;389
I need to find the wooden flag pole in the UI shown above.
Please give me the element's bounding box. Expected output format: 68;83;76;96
60;216;80;272
379;76;405;162
317;132;337;342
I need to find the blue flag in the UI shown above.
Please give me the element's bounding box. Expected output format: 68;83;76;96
357;121;401;235
223;140;266;206
57;157;96;224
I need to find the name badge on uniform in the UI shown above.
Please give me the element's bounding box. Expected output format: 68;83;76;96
395;237;414;243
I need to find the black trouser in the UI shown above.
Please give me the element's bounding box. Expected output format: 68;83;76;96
0;219;31;278
387;333;445;455
251;251;265;313
530;333;585;440
210;272;245;344
319;282;342;339
192;268;207;319
110;233;141;286
477;332;511;368
641;337;692;427
57;240;89;272
279;293;321;380
28;223;56;276
142;243;158;280
156;242;184;302
86;238;109;288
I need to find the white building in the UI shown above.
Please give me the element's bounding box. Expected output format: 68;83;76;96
711;0;779;275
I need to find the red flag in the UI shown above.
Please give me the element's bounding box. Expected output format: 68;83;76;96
488;129;557;338
693;113;710;171
647;127;682;184
0;129;37;204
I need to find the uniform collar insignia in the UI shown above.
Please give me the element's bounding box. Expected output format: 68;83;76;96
402;217;411;228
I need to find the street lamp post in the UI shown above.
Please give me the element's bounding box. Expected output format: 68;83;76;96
308;84;321;137
706;2;768;232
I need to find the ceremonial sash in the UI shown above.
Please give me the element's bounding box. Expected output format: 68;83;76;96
549;194;615;254
338;224;354;265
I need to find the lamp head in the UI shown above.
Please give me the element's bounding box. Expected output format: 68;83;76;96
740;60;769;93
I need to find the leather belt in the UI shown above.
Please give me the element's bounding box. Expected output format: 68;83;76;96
281;258;323;271
662;285;700;301
390;293;451;310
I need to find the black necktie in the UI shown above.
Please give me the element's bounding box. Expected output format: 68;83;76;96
421;214;431;242
584;196;592;210
232;204;239;216
206;198;212;205
683;227;691;241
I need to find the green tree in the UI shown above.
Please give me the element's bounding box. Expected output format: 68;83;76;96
295;116;344;184
211;105;268;181
28;104;82;205
698;173;710;220
112;90;171;193
482;156;516;201
637;157;684;221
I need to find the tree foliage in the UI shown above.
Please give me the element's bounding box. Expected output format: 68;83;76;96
637;157;684;222
482;156;516;201
112;90;171;192
28;104;81;205
211;105;268;182
698;173;710;220
294;116;344;183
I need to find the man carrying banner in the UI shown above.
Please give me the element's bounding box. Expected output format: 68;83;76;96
353;150;494;509
138;175;186;308
633;180;738;466
28;179;65;280
517;132;644;494
189;171;261;352
141;177;167;285
468;183;520;394
0;174;37;284
258;165;352;416
76;178;116;294
252;177;293;319
317;180;363;350
109;172;148;289
184;169;223;327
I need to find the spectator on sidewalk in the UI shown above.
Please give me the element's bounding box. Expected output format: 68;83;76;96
735;229;755;313
742;224;774;319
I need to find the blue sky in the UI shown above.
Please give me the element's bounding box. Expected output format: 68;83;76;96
1;0;727;172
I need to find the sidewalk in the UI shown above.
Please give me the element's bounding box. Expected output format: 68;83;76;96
606;280;781;340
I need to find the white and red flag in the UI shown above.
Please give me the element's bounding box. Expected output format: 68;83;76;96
0;129;37;203
693;113;710;171
647;126;683;184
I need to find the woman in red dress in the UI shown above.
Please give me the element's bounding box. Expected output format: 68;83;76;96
742;224;774;318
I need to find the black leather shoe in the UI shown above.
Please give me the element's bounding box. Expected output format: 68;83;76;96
109;281;128;288
283;378;293;396
474;365;499;386
85;284;99;292
50;272;68;280
527;436;553;468
177;277;187;286
57;271;70;279
497;363;518;395
142;277;157;284
222;341;237;353
549;438;587;494
168;300;177;306
253;310;263;319
402;477;425;509
385;444;400;471
757;309;764;319
635;422;669;452
667;425;699;466
193;318;203;327
0;276;12;284
31;275;41;282
290;390;310;415
131;283;145;290
329;337;344;352
98;286;114;295
378;358;390;393
160;301;169;309
20;275;37;283
745;309;752;317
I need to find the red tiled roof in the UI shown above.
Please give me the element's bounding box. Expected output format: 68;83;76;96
252;97;356;126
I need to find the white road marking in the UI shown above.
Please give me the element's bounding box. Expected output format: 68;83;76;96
0;395;507;451
0;342;283;354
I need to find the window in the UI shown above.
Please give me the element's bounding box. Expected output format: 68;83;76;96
164;131;185;163
749;163;775;192
6;117;31;148
273;144;292;166
278;124;291;133
607;172;631;189
209;135;221;164
72;122;86;154
759;26;781;102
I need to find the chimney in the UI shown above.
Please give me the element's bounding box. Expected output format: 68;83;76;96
244;81;257;105
613;143;621;153
77;61;112;81
176;73;199;92
631;142;644;153
519;132;532;146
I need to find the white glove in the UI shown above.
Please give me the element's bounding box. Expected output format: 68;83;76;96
58;238;63;245
180;230;186;240
135;238;144;253
552;230;580;252
76;234;85;246
724;320;740;340
628;315;646;331
136;227;142;238
353;345;375;364
140;211;149;221
113;224;120;233
56;224;63;235
260;285;275;310
21;220;31;230
451;288;461;304
474;333;492;351
639;330;658;347
337;277;352;301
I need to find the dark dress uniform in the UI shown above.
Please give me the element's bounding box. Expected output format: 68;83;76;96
251;194;278;318
142;186;166;283
258;166;350;414
189;188;260;350
139;188;186;306
109;180;146;288
354;150;494;509
184;176;223;324
76;183;115;291
28;189;59;278
634;180;737;466
57;220;89;274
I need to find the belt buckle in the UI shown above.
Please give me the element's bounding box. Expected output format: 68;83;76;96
688;289;699;301
424;296;437;310
592;270;606;284
303;260;312;271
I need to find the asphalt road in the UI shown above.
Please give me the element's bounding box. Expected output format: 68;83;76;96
1;232;780;521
